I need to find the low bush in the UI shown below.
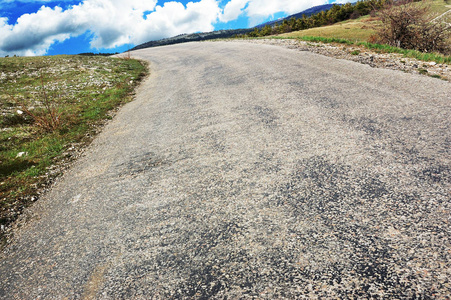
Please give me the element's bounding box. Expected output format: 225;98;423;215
373;0;450;54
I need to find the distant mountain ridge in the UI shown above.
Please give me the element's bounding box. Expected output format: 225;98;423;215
131;28;254;51
255;4;337;29
131;4;339;51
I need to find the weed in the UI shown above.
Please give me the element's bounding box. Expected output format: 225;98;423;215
9;74;62;132
418;68;428;74
120;51;132;60
351;50;361;55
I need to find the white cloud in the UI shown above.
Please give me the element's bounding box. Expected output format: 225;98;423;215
134;0;221;42
220;0;248;22
0;6;82;56
0;0;220;56
220;0;328;26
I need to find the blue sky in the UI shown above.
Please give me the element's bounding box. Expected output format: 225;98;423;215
0;0;345;56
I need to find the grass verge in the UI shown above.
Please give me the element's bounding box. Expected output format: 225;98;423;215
0;55;148;246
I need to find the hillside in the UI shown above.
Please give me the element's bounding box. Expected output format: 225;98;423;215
280;0;451;43
280;15;378;42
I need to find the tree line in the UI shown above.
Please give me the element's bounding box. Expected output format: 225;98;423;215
244;0;386;37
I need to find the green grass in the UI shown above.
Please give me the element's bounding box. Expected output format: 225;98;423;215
0;55;148;241
357;42;451;64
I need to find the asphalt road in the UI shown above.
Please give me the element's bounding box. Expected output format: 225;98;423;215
1;41;450;299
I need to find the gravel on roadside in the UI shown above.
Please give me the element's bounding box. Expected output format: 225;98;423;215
233;38;451;81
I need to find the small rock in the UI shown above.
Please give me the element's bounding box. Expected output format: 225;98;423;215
16;152;27;158
429;62;437;66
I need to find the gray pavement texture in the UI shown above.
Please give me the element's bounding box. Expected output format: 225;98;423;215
1;41;450;299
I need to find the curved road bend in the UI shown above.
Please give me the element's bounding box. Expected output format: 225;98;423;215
1;41;450;298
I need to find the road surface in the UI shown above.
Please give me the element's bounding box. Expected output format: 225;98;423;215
1;41;450;298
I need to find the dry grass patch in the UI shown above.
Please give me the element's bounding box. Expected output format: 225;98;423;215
279;16;380;43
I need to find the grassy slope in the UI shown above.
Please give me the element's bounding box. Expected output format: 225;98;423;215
280;15;378;42
279;0;450;43
0;55;147;242
429;0;451;14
